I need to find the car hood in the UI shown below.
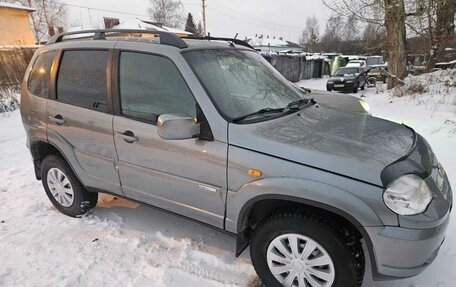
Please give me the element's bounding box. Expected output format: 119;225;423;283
228;104;415;186
309;90;367;113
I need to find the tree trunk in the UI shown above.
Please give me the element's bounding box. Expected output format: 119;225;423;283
384;0;407;89
426;0;456;71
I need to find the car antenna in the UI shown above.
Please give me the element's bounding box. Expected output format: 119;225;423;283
227;33;238;47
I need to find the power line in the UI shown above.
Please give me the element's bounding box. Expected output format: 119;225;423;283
62;3;150;18
208;2;303;33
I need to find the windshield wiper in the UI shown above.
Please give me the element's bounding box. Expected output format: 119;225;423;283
232;107;298;123
287;98;316;109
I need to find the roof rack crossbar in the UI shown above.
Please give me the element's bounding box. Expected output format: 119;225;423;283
47;29;188;49
185;36;254;49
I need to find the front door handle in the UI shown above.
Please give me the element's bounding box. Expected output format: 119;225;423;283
116;131;138;143
49;115;66;125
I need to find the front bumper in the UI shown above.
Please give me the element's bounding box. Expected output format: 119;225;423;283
327;82;356;92
367;169;452;280
366;215;449;279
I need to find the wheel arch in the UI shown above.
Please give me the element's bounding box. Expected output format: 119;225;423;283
234;193;379;280
30;139;81;183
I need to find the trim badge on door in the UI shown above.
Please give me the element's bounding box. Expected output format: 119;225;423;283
198;184;217;193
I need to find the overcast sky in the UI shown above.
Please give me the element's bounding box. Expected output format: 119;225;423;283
62;0;330;42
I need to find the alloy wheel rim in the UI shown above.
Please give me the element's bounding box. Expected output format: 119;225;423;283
266;233;335;287
47;168;74;207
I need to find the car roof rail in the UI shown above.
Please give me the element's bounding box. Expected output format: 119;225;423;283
47;29;188;49
185;36;254;49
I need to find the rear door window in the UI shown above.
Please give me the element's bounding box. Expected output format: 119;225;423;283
56;50;109;112
27;51;57;98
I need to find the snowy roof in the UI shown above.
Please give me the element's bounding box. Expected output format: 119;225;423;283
306;54;327;60
112;19;192;35
0;2;35;12
246;35;289;47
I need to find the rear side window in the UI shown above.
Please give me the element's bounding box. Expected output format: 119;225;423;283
57;50;109;112
119;52;196;123
27;51;56;98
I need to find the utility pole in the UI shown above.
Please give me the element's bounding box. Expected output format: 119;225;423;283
202;0;207;36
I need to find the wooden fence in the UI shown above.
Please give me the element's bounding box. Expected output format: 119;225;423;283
263;53;331;82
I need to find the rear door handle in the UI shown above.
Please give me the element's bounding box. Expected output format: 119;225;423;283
49;115;66;125
116;131;138;143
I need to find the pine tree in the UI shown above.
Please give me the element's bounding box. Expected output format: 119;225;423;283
196;21;204;37
185;13;197;34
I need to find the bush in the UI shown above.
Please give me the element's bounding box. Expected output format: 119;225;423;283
0;87;20;113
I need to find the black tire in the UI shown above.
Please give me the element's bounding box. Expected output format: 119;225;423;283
41;154;98;217
250;212;364;287
353;86;359;93
361;83;365;91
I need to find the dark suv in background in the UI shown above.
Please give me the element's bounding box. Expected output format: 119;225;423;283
327;67;367;93
21;29;452;287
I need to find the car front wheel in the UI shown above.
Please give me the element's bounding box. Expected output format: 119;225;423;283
250;212;364;287
41;155;98;217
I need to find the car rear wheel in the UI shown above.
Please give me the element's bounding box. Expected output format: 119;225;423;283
41;155;98;217
250;212;364;287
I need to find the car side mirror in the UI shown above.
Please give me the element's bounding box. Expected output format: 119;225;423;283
157;114;200;140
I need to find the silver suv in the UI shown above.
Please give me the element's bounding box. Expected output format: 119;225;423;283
21;29;452;287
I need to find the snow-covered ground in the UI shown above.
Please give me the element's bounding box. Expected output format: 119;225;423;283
0;70;455;287
0;112;257;287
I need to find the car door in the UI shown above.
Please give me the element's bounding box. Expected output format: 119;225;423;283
112;51;227;228
47;48;122;195
361;67;368;86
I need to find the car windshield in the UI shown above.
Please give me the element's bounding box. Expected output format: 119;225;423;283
334;68;359;76
366;57;383;66
184;49;304;120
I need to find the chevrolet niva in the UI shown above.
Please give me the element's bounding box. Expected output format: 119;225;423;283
21;30;452;287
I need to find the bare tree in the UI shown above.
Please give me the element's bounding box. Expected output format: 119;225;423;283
426;0;456;70
320;15;344;52
361;23;387;55
384;0;408;88
300;15;320;52
148;0;184;28
343;15;361;41
322;0;426;88
13;0;66;44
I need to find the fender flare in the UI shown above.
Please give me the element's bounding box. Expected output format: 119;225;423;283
227;177;382;277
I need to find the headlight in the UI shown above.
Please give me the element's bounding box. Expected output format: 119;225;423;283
436;164;446;192
359;100;370;113
383;174;433;215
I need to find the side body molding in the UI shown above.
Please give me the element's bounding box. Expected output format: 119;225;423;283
225;177;387;234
